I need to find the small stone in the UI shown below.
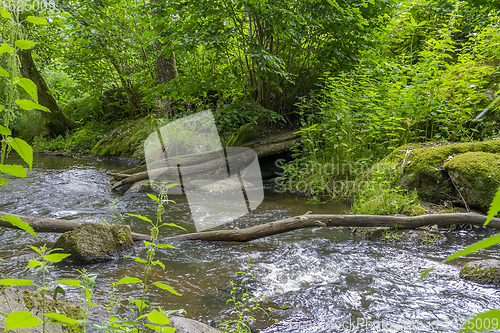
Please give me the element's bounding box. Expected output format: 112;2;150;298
460;259;500;285
167;317;221;333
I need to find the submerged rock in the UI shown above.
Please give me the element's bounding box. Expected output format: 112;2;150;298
168;317;221;333
347;226;445;243
53;223;134;263
444;152;500;212
460;259;500;285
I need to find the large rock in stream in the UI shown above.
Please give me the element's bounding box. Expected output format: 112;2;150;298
53;223;134;263
444;152;500;212
373;140;500;212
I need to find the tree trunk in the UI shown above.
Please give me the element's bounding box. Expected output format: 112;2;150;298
1;211;499;243
152;0;178;118
155;47;178;118
18;49;74;138
109;58;141;117
109;139;298;189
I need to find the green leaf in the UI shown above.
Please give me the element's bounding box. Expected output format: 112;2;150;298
418;267;434;281
26;16;49;25
0;279;33;286
444;233;500;263
485;187;500;226
164;183;179;189
15;99;49;112
155;244;176;249
161;223;187;231
0;125;11;135
0;215;38;240
0;67;8;77
0;164;27;177
146;309;170;325
4;311;41;331
459;309;500;332
116;276;143;285
44;312;80;324
0;43;13;55
128;214;151;222
130;299;149;311
9;138;33;170
16;78;38;103
0;177;8;186
54;279;81;287
0;9;12;19
53;286;65;301
15;40;36;50
26;260;41;269
151;261;165;270
152;282;180;296
44;253;70;263
26;245;42;254
123;255;148;264
147;193;159;202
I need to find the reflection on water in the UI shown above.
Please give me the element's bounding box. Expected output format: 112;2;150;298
1;154;500;332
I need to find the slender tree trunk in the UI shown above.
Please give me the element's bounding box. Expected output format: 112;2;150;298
152;0;178;118
108;57;140;117
18;49;73;137
155;47;177;118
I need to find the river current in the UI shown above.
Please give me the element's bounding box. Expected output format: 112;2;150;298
1;154;499;332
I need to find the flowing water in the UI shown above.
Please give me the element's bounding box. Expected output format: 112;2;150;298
1;154;500;332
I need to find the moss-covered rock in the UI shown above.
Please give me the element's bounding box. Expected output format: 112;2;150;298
346;226;444;243
444;152;500;211
53;223;133;263
0;287;83;333
91;116;157;160
402;204;427;216
226;123;265;147
400;140;500;204
460;259;500;285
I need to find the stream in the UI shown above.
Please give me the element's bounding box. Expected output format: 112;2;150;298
1;154;500;332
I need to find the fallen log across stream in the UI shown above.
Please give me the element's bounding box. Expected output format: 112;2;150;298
107;130;300;189
1;211;499;243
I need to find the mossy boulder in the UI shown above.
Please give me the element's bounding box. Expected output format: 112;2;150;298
460;259;500;285
53;223;134;263
226;123;265;147
444;152;500;211
91;116;157;160
400;140;500;204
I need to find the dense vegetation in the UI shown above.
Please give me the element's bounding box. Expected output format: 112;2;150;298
1;1;499;200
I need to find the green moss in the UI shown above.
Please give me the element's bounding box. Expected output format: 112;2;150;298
226;123;264;147
402;140;500;202
91;116;157;159
23;290;84;333
444;152;500;192
443;152;500;210
403;204;427;216
460;262;500;285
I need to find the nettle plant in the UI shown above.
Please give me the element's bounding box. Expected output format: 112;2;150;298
0;9;85;332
